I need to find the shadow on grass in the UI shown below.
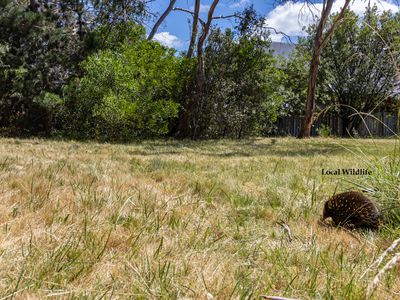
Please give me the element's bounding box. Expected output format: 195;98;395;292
129;139;350;158
2;136;378;158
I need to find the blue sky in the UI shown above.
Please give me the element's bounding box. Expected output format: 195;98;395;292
146;0;399;51
146;0;278;51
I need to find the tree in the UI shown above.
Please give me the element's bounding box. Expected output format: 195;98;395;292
290;7;400;136
187;0;200;58
145;1;276;139
172;7;286;138
86;0;152;25
41;0;153;43
201;28;285;138
174;0;221;139
189;0;220;138
279;42;311;117
297;0;351;138
320;8;400;135
63;24;182;140
0;0;83;135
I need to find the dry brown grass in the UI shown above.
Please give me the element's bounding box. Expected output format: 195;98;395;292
0;137;399;299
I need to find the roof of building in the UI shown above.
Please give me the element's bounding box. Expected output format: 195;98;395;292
270;42;296;58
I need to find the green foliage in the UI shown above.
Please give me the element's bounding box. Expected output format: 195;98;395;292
282;38;332;118
322;8;399;134
0;0;83;135
317;124;331;137
90;0;150;25
173;6;286;139
279;44;310;116
84;22;148;51
64;25;181;140
0;0;153;137
321;8;399;134
2;1;398;141
198;28;285;138
283;8;399;136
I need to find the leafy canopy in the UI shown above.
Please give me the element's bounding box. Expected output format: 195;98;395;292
64;23;181;140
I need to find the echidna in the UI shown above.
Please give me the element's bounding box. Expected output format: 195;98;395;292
321;191;381;230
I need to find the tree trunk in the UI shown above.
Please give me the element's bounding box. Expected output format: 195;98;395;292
298;0;351;138
147;0;177;41
196;0;219;78
187;0;200;58
298;51;321;138
192;0;219;139
298;0;333;138
177;0;219;139
76;0;85;41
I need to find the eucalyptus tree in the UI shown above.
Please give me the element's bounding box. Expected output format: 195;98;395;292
290;0;352;138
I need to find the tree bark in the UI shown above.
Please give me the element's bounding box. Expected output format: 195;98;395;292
147;0;177;41
197;0;218;75
177;0;219;139
298;0;351;138
187;0;200;58
195;0;219;90
191;0;219;139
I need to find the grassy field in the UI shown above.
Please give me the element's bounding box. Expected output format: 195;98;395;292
0;137;399;299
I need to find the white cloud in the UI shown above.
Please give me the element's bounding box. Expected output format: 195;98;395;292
190;4;211;13
265;0;399;42
230;0;250;9
153;32;183;48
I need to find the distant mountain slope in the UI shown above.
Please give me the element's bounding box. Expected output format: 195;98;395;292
270;42;296;58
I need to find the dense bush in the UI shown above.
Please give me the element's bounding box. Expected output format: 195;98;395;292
286;7;400;135
2;1;397;141
321;8;400;135
63;25;182;140
0;0;83;136
191;28;286;138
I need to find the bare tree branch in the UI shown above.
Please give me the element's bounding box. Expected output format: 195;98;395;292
262;26;294;43
321;0;351;47
212;14;240;20
187;0;200;58
147;0;177;41
173;7;206;26
197;0;219;64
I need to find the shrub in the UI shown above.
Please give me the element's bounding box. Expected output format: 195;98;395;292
63;25;181;141
317;124;331;137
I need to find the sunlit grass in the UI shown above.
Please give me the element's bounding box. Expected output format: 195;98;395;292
0;137;398;299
